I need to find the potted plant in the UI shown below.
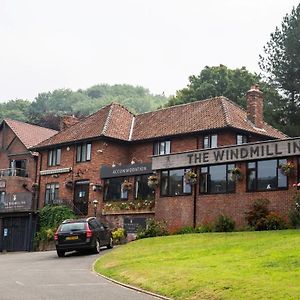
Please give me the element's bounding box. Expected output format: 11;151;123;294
279;161;295;176
184;170;197;185
121;180;132;191
148;174;159;188
228;167;243;181
32;182;39;191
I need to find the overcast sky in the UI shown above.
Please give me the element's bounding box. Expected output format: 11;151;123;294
0;0;299;102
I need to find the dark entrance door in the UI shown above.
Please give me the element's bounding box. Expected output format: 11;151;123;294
2;217;28;251
74;181;89;215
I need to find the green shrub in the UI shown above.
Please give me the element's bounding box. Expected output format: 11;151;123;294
289;194;300;228
265;212;287;230
112;228;127;244
137;219;168;239
214;215;235;232
195;224;213;233
36;205;75;243
245;199;270;230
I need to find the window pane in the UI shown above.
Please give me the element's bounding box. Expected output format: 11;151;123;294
227;164;235;192
81;144;87;162
257;160;277;191
86;144;91;161
169;169;184;196
204;136;209;149
247;169;256;191
160;141;165;155
161;171;168;196
154;142;159;155
165;141;171;154
48;151;52;166
135;175;155;200
56;149;61;165
76;145;82;162
211;135;218;148
210;165;227;193
278;159;287;188
104;178;125;201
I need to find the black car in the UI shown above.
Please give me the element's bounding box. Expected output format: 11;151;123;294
54;217;113;257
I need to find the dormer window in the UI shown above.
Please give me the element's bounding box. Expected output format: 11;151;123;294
153;140;171;155
203;134;218;149
236;134;248;145
48;148;61;166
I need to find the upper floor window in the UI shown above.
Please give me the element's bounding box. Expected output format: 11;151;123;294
199;164;235;194
153;140;171;155
48;148;61;166
161;168;192;196
236;134;248;145
45;183;59;205
103;177;128;201
76;143;91;163
203;134;218;149
135;174;155;200
247;159;288;192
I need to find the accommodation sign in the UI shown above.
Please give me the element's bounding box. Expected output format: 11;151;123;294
152;137;300;170
101;163;152;179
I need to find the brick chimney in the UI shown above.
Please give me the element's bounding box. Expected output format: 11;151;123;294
59;115;79;131
246;84;264;128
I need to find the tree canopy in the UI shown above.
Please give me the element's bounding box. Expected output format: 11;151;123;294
259;4;300;136
0;84;168;130
166;65;286;134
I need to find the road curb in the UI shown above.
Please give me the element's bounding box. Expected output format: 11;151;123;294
92;258;172;300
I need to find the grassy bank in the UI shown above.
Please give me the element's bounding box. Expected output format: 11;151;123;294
94;230;300;300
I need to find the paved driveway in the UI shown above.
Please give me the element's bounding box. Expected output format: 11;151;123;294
0;250;161;300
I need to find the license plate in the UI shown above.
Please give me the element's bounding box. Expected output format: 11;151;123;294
66;236;78;240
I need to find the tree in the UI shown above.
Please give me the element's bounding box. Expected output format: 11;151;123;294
259;4;300;136
166;65;286;133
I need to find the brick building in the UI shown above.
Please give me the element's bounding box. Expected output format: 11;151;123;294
0;119;57;251
32;86;300;233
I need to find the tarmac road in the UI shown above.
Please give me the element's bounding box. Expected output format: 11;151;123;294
0;249;161;300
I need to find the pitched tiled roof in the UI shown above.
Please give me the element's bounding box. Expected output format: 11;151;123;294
3;119;58;149
34;103;134;148
33;97;287;149
131;97;287;140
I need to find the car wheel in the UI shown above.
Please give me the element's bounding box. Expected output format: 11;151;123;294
107;237;113;249
94;239;101;253
57;250;65;257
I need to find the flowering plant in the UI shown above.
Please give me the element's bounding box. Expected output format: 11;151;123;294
279;161;295;176
148;174;159;188
103;199;155;212
228;167;243;181
293;182;300;190
184;170;197;185
121;180;132;191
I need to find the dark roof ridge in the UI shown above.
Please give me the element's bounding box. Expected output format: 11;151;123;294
136;96;227;117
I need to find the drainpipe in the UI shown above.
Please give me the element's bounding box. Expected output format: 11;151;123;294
193;173;197;228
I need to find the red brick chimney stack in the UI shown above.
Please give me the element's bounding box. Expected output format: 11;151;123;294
59;115;79;131
246;84;264;128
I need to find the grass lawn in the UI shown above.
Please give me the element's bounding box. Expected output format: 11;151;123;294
94;230;300;300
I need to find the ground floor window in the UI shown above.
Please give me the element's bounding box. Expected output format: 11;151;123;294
247;158;288;192
45;183;59;205
199;164;235;194
135;174;155;200
161;168;192;196
103;177;128;201
0;191;5;207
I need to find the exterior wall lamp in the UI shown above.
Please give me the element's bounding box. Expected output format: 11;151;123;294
93;199;98;217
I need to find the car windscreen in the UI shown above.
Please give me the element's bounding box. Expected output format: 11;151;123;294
59;222;85;232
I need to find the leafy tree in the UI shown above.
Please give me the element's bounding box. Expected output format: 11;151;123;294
259;4;300;136
0;99;31;123
166;65;286;133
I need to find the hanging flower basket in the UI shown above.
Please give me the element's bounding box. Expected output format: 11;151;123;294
228;167;243;181
148;174;159;188
32;182;39;191
279;162;295;176
121;180;132;191
184;170;197;185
